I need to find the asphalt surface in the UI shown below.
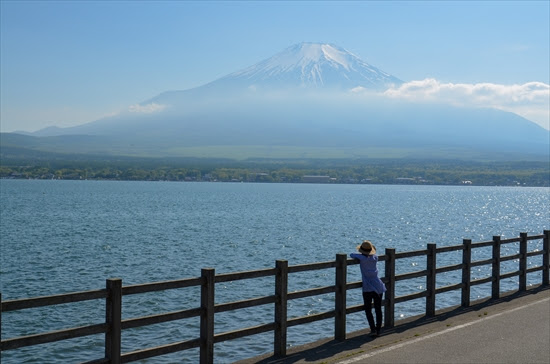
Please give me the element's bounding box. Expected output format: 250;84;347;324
235;286;550;364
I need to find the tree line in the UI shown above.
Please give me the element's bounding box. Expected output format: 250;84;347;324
1;159;548;186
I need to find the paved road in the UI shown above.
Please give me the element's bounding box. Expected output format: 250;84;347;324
338;296;550;364
236;287;550;364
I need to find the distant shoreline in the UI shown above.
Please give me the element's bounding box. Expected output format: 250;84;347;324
1;174;547;187
2;153;549;187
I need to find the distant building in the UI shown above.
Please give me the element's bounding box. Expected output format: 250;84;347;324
254;173;270;182
395;177;429;184
302;175;331;183
395;177;416;184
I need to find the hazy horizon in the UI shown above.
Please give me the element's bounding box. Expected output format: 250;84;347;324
1;1;549;133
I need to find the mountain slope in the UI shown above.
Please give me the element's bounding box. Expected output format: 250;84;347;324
7;42;549;161
209;42;403;90
145;42;402;105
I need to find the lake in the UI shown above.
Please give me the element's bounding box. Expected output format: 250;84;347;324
1;180;548;363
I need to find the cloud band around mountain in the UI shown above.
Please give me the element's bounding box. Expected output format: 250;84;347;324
127;79;549;131
382;79;550;129
128;102;167;113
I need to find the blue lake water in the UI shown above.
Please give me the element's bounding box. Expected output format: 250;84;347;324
1;180;549;363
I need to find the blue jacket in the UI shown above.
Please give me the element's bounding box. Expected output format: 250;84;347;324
350;253;387;294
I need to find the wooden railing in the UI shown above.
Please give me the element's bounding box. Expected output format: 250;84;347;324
1;231;549;363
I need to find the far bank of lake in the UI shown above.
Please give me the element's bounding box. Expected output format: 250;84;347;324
2;158;550;186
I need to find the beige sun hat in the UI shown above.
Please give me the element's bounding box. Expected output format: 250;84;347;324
356;240;376;255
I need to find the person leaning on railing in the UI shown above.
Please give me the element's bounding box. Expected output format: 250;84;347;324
350;240;387;337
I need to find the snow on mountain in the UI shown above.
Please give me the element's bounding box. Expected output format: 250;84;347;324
145;42;403;107
201;42;403;91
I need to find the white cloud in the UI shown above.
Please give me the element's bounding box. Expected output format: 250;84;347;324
382;79;550;130
128;102;167;113
350;86;367;93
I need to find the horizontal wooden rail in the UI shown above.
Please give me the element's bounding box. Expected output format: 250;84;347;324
395;291;428;303
500;271;521;280
345;303;367;315
287;310;336;327
436;245;464;253
435;283;463;294
501;254;521;262
436;263;463;274
346;281;363;290
500;237;522;243
288;285;335;300
472;240;494;248
471;276;494;285
288;260;335;273
120;338;200;363
527;266;544;274
214;295;275;313
1;289;107;312
1;230;548;364
215;268;277;283
121;307;201;330
471;258;493;267
214;322;276;343
1;323;107;351
395;249;428;259
122;277;202;295
396;269;427;281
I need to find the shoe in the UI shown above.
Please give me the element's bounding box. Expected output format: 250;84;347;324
370;330;379;337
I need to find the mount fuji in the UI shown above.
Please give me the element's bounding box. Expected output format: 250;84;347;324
144;42;403;106
3;42;549;160
192;42;402;90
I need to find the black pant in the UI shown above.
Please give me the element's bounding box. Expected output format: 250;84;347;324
362;291;383;331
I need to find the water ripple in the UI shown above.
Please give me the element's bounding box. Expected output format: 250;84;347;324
1;181;548;363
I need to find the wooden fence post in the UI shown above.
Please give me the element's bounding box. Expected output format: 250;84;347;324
519;232;528;291
384;248;395;328
200;268;215;364
335;253;347;341
1;292;3;348
543;230;549;286
274;260;288;357
105;278;122;364
461;239;472;307
426;244;436;317
492;236;501;299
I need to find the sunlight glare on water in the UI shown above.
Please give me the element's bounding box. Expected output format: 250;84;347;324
1;180;548;363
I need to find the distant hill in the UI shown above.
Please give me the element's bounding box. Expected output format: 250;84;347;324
2;42;548;162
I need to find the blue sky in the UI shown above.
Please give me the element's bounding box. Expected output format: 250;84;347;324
1;1;549;132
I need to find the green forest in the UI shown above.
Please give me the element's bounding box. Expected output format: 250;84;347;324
1;153;548;186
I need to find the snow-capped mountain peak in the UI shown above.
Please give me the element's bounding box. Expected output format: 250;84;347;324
260;43;353;71
209;42;403;90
